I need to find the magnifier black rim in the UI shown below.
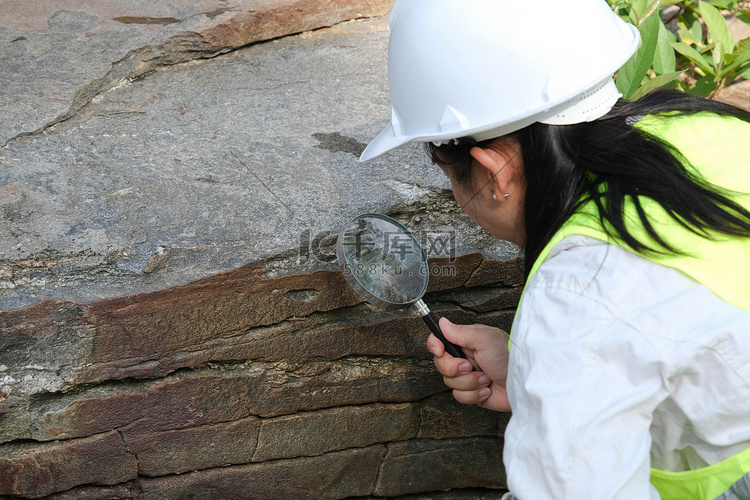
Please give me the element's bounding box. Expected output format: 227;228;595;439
336;213;429;310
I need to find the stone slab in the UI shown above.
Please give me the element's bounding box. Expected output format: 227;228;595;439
0;358;446;444
137;446;386;500
0;9;520;311
253;403;418;462
417;394;510;440
0;252;520;437
0;0;394;146
0;396;509;496
374;438;507;497
0;430;138;498
123;416;261;477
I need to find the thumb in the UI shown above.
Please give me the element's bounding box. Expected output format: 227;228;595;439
437;317;481;370
439;317;495;353
438;317;469;348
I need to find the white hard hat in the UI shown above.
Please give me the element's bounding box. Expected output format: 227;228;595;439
360;0;640;162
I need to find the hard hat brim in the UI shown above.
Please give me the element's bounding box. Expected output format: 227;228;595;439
359;123;412;162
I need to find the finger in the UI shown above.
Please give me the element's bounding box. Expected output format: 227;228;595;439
426;333;445;357
441;372;491;392
452;387;492;406
433;352;474;378
478;387;512;413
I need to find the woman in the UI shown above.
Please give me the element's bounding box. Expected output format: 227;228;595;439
359;1;750;499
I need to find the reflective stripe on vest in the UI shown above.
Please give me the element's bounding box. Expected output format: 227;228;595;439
518;112;750;499
650;445;750;500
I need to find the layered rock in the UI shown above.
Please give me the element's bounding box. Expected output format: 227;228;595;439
0;3;521;497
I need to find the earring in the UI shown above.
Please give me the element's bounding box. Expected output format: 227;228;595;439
504;193;510;199
492;193;498;200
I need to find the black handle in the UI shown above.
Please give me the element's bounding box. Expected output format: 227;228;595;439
422;311;467;360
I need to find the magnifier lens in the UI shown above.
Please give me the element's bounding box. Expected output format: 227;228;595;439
339;215;428;307
337;213;468;361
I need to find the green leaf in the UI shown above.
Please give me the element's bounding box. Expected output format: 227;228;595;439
699;1;736;61
609;1;633;22
677;11;704;46
654;18;678;74
617;14;661;98
640;0;663;24
687;74;716;96
721;37;750;77
712;45;723;72
705;0;738;8
629;0;649;24
673;41;716;73
630;71;685;100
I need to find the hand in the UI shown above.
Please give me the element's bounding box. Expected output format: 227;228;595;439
427;317;511;412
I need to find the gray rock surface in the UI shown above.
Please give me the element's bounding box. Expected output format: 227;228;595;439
0;0;396;146
0;4;521;309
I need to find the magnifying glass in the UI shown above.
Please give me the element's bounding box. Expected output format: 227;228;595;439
336;213;467;359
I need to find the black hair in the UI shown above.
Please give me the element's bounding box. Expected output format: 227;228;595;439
427;89;750;278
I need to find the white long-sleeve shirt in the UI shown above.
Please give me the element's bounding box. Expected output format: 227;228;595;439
503;235;750;499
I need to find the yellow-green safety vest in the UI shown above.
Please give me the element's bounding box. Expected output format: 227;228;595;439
521;112;750;500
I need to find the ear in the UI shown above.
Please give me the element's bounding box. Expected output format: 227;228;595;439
469;139;522;198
